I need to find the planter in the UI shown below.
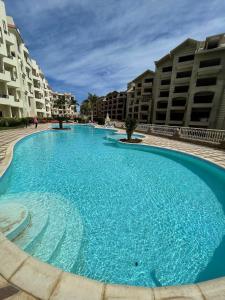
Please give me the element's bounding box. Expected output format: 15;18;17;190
120;138;142;144
52;128;71;131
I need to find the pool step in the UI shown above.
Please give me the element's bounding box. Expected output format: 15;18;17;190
13;212;49;251
50;224;83;272
0;203;30;241
30;215;66;262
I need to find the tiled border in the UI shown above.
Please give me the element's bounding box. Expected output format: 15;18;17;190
0;125;225;299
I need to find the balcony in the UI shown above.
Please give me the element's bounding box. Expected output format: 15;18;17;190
5;34;14;45
197;65;222;76
0;70;11;82
9;95;23;108
8;77;20;88
176;60;194;70
0;93;9;103
3;56;16;67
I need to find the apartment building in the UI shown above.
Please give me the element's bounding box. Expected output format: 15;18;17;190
153;35;225;129
93;96;105;119
0;0;65;119
126;70;154;123
93;91;127;121
51;92;76;118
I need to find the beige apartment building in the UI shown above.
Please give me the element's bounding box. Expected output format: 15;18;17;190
153;35;225;129
126;70;154;123
0;0;71;120
51;92;76;118
93;91;127;121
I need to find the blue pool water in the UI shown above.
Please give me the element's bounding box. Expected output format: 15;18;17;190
0;125;225;287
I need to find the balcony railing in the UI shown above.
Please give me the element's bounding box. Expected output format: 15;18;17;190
179;127;225;144
114;122;225;144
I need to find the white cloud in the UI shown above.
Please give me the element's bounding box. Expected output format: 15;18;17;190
5;0;225;100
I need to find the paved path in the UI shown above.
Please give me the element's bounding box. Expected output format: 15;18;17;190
0;124;49;162
0;274;35;299
142;134;225;169
112;127;225;169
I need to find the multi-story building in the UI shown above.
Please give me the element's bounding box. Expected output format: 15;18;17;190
153;35;225;129
126;70;154;123
0;0;74;120
51;92;76;118
93;91;127;121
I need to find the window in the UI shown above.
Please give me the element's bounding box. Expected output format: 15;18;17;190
191;108;211;122
206;39;219;50
172;97;186;106
145;78;153;83
196;77;217;87
0;111;3;117
156;112;166;121
129;108;132;112
162;66;172;72
144;88;152;93
3;21;7;34
134;106;139;112
137;83;142;87
161;79;171;85
174;86;189;93
199;58;220;68
193;92;214;103
178;54;194;63
137;91;141;96
141;105;149;111
157;101;168;109
176;71;192;78
170;111;185;121
159;91;169;97
140;114;148;120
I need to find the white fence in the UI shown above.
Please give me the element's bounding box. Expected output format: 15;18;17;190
179;127;225;144
114;122;225;144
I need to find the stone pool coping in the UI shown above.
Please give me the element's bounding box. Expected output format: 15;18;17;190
0;125;225;299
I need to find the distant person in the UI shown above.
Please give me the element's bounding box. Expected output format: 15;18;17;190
34;117;38;128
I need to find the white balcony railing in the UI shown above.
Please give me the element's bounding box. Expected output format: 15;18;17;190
179;127;225;144
114;122;225;144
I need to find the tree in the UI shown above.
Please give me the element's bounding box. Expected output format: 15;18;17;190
80;93;98;121
53;95;68;129
125;118;137;141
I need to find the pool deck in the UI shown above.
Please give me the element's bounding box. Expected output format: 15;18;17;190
0;124;225;299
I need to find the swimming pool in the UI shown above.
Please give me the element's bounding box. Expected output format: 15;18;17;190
0;125;225;287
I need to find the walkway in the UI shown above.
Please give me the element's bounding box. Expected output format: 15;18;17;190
0;124;49;162
142;134;225;169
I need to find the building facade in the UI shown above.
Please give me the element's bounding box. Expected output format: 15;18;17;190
126;70;154;123
153;35;225;129
93;91;127;121
0;0;75;120
51;92;76;118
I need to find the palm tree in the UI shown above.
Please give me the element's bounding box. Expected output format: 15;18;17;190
125;118;137;141
87;93;98;122
80;93;98;121
53;95;68;129
80;99;91;116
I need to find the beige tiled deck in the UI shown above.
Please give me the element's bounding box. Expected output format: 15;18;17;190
0;125;225;299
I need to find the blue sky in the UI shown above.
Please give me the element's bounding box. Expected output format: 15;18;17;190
4;0;225;103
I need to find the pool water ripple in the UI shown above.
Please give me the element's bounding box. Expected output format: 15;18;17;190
0;125;225;287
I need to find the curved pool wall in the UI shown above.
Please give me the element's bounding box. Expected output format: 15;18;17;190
0;125;225;288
